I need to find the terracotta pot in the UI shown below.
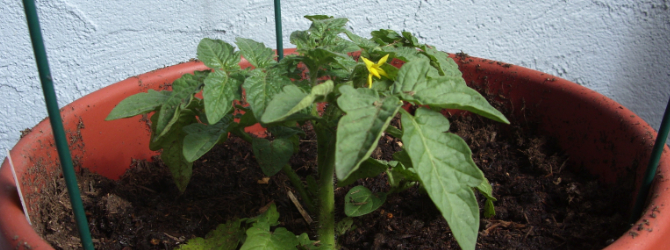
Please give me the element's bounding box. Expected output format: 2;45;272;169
1;50;668;249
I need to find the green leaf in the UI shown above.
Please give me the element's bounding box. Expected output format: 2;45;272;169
306;48;346;62
334;85;401;181
335;217;355;236
177;219;245;250
344;185;387;217
350;64;369;88
297;233;324;250
379;63;399;82
309;17;348;41
387;160;420;188
329;56;358;79
392;150;414;169
241;204;298;250
236;38;275;69
338;158;388;187
240;227;299;250
401;107;484;191
324;37;359;54
392;58;432;101
193;70;211;82
443;188;481;250
250;203;280;229
424;76;508;123
106;90;171;120
393;59;509;124
370;79;395;92
177;238;207;250
161;145;193;193
304;15;333;21
197;38;241;71
268;126;305;138
154;76;201;139
385;125;403;139
290;30;312;50
175;73;206;93
260;85;307;123
381;46;422;63
476;177;497;219
261;81;334;124
149;113;163;151
182;114;233;162
421;46;462;78
305;17;356;52
269;126;304;153
159;110;198;193
344;30;378;51
203;70;243;124
370;29;402;45
243;69;291;121
190;98;210;125
401;31;420;47
484;199;496;219
400;107;482;250
155;96;183;139
298;48;349;81
275;56;304;81
252;137;294;177
476;177;496;201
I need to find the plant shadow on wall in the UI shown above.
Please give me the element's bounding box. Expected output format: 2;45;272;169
106;15;509;250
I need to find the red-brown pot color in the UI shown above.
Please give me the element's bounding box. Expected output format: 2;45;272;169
1;50;667;249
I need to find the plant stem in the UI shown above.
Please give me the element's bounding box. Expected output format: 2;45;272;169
315;122;336;249
282;164;316;213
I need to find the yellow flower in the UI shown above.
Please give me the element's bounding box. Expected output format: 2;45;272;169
361;54;389;88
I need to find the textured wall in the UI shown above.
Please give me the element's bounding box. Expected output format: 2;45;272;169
1;0;669;153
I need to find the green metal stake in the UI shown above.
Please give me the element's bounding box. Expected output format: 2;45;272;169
631;95;670;224
274;0;283;61
22;1;95;249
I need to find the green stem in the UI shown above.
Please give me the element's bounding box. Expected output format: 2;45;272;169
282;164;315;213
309;68;319;86
315;122;336;248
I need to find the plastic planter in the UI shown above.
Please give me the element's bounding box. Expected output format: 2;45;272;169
1;51;668;249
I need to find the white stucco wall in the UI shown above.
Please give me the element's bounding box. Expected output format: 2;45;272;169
1;0;669;155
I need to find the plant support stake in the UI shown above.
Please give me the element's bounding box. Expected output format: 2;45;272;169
6;149;31;225
22;0;95;249
274;0;283;61
631;95;670;223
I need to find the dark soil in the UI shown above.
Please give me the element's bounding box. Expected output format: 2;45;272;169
337;111;630;250
31;134;314;250
33;102;630;250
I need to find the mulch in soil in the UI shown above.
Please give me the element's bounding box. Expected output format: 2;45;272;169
31;99;631;250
